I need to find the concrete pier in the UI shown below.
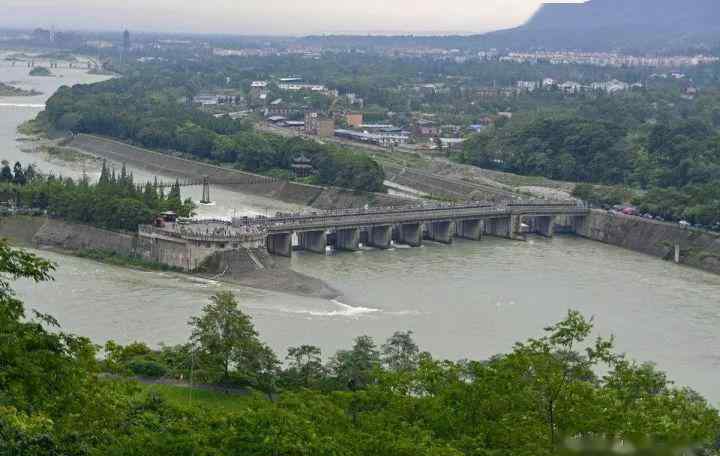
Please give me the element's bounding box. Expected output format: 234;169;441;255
397;223;423;247
456;219;483;241
267;233;292;257
484;216;523;240
336;228;360;251
534;216;556;238
426;220;454;244
298;230;327;254
368;225;393;249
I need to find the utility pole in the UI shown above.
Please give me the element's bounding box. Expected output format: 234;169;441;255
200;176;211;204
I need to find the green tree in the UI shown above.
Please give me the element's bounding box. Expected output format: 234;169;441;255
329;335;380;390
505;311;616;450
285;345;325;388
189;291;278;386
381;330;420;373
0;163;13;183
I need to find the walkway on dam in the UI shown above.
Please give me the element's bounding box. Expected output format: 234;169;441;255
252;201;590;257
262;201;587;233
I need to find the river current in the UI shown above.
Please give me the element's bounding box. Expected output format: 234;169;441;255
2;57;719;405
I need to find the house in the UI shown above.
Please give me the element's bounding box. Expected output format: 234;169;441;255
414;119;439;137
346;93;364;107
558;81;584;94
516;80;538;92
305;112;335;137
335;129;409;147
591;79;630;93
266;101;290;117
283;120;305;128
345;112;363;128
438;137;467;151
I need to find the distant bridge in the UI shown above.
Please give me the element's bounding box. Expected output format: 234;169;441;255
154;175;278;203
256;201;590;257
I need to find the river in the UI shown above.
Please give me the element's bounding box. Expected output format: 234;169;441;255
2;56;719;405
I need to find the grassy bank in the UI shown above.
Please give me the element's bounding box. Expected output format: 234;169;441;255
76;249;184;272
137;383;255;412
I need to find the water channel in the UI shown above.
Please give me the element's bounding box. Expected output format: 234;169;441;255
2;57;719;405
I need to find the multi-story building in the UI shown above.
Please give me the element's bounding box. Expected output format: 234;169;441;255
305;112;335;137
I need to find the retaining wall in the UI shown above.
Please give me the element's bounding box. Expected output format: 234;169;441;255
33;218;136;253
574;210;720;274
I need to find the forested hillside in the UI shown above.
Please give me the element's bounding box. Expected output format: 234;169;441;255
457;89;720;226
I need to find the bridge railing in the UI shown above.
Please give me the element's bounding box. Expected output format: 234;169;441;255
263;201;587;231
139;225;266;243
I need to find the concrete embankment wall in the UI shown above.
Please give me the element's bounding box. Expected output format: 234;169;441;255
0;215;137;254
0;216;272;274
574;210;720;274
67;134;410;209
0;216;48;246
34;219;137;253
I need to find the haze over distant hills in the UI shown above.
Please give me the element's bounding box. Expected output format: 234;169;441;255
483;0;720;52
302;0;720;53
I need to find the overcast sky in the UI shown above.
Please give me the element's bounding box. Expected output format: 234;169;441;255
1;0;584;36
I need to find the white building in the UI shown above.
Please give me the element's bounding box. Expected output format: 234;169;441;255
591;79;630;93
558;81;584;94
516;81;539;92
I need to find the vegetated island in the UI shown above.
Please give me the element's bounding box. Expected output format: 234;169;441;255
0;82;41;96
29;66;53;77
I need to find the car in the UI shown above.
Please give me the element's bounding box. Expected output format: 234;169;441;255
679;220;690;228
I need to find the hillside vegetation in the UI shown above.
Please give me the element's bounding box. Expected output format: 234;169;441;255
1;242;719;455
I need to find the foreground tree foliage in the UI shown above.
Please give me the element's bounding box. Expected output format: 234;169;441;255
1;242;718;455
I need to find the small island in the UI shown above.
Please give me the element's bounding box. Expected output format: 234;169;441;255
29;66;53;77
0;82;41;96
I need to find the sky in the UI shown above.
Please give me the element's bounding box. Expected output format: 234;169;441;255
0;0;585;36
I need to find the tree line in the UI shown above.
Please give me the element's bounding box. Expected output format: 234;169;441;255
1;243;718;455
0;161;194;231
456;90;720;226
42;76;385;193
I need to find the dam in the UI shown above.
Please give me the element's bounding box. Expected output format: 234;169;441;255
138;201;589;269
263;201;589;257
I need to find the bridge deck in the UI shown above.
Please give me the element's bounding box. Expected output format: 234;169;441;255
264;203;589;233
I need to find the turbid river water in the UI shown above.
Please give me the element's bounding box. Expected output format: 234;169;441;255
2;58;719;405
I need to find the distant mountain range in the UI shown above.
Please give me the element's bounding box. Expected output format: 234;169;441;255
301;0;720;53
479;0;720;52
